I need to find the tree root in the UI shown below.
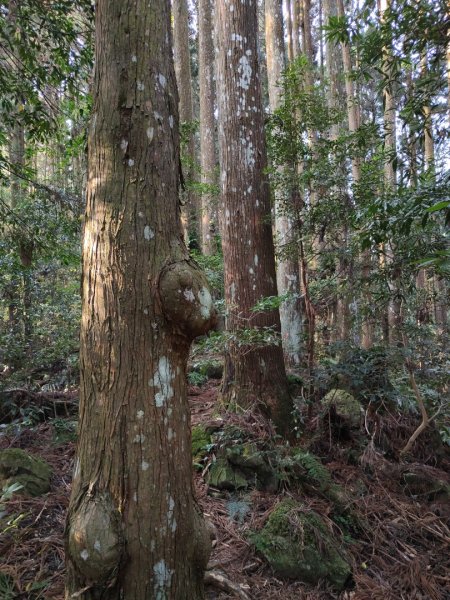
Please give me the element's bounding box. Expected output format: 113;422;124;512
204;569;252;600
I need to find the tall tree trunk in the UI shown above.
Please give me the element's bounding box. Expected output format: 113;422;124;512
337;0;373;349
291;0;301;59
65;1;215;597
324;0;351;343
8;0;33;350
285;0;294;62
380;0;402;346
420;52;448;334
216;0;292;434
265;0;303;367
198;0;217;255
173;0;199;246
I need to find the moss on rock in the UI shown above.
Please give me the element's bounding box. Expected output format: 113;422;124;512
208;457;248;491
250;499;351;590
192;425;212;467
322;389;362;426
0;448;51;497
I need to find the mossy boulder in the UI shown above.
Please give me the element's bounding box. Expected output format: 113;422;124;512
0;448;51;497
400;465;450;501
322;389;362;426
226;443;278;492
251;499;351;590
192;425;212;467
280;450;348;509
190;360;223;380
208;457;248;491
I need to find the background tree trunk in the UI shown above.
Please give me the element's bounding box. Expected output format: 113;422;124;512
173;0;200;246
265;0;303;367
65;1;215;597
198;0;217;255
216;0;292;434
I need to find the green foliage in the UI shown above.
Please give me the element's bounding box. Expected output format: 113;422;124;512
188;370;207;386
0;572;16;600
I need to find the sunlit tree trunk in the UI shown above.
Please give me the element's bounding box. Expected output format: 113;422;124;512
216;0;292;434
198;0;217;255
173;0;199;245
265;0;303;367
65;0;215;597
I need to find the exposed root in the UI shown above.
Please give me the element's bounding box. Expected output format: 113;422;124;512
205;569;252;600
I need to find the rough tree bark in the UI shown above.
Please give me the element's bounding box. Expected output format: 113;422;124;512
265;0;303;367
198;0;217;255
65;0;216;598
216;0;292;434
173;0;199;245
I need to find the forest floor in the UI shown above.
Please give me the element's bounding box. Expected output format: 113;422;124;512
0;376;449;600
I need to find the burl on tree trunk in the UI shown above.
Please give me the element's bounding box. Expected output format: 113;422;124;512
65;0;216;598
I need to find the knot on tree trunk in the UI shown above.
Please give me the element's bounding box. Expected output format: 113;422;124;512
159;260;217;339
67;493;122;585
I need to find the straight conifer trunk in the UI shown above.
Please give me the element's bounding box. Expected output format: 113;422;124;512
173;0;200;245
65;1;215;597
198;0;217;255
216;0;292;434
265;0;303;366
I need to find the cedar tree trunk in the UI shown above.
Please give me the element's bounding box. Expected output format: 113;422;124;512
65;1;216;598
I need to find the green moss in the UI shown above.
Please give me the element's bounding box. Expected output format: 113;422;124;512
0;448;52;497
208;457;248;491
191;425;212;467
250;499;351;590
322;389;362;426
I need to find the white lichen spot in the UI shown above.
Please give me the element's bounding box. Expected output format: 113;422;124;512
146;126;154;142
137;80;145;91
254;254;259;267
168;115;174;128
153;559;173;599
137;410;144;420
183;288;195;302
152;357;174;407
144;225;155;240
80;549;89;561
249;267;254;275
167;428;174;441
142;461;150;471
230;282;236;303
94;540;101;552
198;287;213;319
143;308;149;315
128;158;135;167
120;139;128;153
134;433;146;443
131;55;137;62
237;54;252;90
158;73;167;88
